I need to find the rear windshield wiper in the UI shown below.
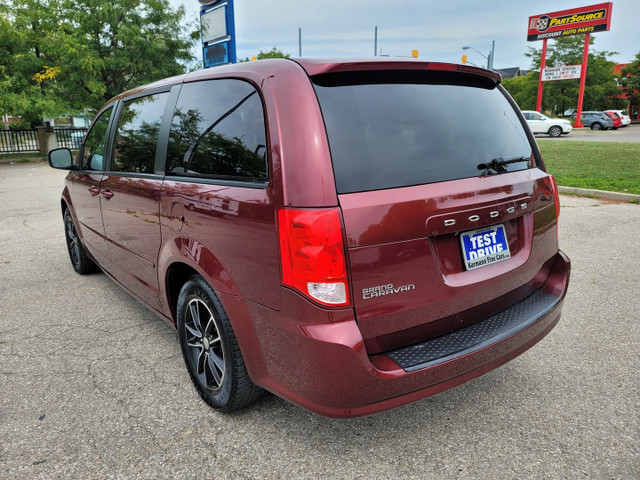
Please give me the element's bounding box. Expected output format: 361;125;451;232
477;156;531;174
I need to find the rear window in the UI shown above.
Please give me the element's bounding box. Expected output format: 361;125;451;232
313;71;534;193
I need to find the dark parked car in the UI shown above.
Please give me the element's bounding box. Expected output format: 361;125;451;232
48;58;570;417
574;111;614;130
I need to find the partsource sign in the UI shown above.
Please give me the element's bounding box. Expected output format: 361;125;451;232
542;65;582;82
527;2;612;41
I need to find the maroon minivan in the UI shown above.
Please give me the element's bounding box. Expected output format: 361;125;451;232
49;58;570;417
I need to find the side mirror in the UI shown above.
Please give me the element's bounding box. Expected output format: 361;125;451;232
48;148;74;170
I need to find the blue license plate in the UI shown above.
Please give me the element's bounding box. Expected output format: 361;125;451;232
460;224;511;270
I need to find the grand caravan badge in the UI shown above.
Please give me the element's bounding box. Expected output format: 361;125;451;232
362;283;415;300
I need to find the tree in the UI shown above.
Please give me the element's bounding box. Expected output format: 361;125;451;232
240;47;290;62
501;74;539;111
0;12;29;127
1;0;198;126
502;36;624;115
619;52;640;119
0;6;55;126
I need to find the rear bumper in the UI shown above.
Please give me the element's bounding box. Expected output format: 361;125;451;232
237;250;570;418
386;289;560;372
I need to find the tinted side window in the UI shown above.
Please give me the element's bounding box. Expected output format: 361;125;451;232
166;79;268;183
81;107;113;171
111;93;169;173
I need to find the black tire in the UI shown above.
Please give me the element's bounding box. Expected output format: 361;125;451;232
591;122;602;130
176;275;263;412
548;126;562;137
63;209;97;274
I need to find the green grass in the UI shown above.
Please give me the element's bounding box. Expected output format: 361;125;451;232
0;152;46;161
537;140;640;195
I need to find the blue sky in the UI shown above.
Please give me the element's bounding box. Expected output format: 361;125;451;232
171;0;639;68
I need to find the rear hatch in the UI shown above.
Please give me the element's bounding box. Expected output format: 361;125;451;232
311;66;560;353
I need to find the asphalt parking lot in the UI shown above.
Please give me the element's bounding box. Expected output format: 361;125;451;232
535;122;640;142
1;162;638;479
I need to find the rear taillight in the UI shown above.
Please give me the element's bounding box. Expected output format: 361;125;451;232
277;208;350;306
550;175;561;246
550;175;560;219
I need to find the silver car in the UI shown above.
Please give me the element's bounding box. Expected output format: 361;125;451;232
575;111;614;130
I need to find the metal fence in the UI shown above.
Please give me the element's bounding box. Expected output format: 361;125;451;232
0;129;39;153
55;128;87;150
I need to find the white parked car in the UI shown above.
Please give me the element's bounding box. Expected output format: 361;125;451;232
604;110;631;126
522;110;573;137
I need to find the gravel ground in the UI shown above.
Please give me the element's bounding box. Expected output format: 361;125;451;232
1;163;638;479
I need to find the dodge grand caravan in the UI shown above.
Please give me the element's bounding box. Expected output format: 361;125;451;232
48;58;570;418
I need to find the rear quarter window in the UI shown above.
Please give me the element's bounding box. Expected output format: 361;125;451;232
166;79;268;184
313;71;534;194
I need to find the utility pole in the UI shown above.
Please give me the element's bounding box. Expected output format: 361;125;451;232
488;40;495;69
374;26;378;56
298;28;302;57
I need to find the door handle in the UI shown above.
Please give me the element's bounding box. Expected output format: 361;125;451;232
88;186;100;196
101;189;114;199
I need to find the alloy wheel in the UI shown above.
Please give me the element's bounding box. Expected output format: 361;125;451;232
65;215;81;268
184;297;225;391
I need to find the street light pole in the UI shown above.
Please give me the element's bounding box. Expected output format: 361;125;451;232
462;45;487;68
463;42;495;69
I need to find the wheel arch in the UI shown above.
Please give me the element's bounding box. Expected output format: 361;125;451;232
163;258;268;386
548;125;562;136
60;191;87;246
159;238;242;322
60;187;73;217
164;261;200;321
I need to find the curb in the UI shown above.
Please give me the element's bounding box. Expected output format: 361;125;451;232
558;186;640;202
0;156;46;165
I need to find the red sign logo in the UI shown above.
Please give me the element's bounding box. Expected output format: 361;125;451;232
527;2;612;41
